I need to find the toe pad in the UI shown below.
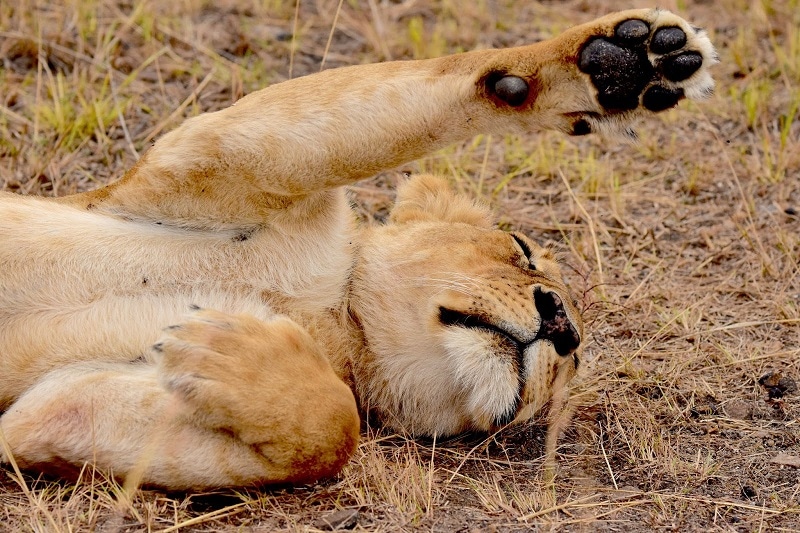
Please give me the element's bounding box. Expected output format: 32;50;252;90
615;19;649;44
651;27;688;54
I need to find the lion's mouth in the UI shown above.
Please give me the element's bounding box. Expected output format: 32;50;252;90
437;292;581;430
438;307;528;351
438;289;581;358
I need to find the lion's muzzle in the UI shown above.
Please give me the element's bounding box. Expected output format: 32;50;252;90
533;288;581;356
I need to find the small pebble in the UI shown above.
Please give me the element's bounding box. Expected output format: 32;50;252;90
313;509;360;531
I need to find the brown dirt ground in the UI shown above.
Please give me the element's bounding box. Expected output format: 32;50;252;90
1;0;798;531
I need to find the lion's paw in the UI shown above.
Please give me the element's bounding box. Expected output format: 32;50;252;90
154;307;324;433
574;10;716;134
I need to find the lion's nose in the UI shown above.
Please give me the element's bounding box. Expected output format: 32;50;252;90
533;288;581;356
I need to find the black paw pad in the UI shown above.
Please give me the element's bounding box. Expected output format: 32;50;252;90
661;52;703;81
491;75;529;107
643;85;684;111
651;27;687;54
579;39;653;110
615;19;649;44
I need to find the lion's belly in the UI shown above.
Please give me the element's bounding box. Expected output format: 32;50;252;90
0;192;355;407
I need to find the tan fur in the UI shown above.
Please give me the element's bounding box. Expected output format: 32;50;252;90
0;10;715;490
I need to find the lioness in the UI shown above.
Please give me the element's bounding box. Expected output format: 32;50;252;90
0;9;715;490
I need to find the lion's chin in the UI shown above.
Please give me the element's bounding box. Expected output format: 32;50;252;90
441;337;571;434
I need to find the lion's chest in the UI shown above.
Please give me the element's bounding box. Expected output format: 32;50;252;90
0;193;357;381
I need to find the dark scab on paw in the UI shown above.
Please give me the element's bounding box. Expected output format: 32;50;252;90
492;75;529;107
651;27;687;54
571;119;591;136
615;19;649;44
152;342;164;353
189;303;202;311
661;52;703;81
643;85;684;111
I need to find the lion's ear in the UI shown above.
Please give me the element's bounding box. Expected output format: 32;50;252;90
389;174;493;228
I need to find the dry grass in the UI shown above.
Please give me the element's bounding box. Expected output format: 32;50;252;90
2;0;799;530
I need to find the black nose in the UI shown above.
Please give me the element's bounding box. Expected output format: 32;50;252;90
534;289;581;356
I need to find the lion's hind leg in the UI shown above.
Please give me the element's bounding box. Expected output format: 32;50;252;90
1;310;359;490
1;363;173;482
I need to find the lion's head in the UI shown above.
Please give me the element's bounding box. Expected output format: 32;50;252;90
349;175;583;437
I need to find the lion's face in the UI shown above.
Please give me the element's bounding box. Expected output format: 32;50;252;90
349;176;582;437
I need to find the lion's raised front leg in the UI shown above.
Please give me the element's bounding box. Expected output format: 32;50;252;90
0;310;359;490
61;9;715;227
